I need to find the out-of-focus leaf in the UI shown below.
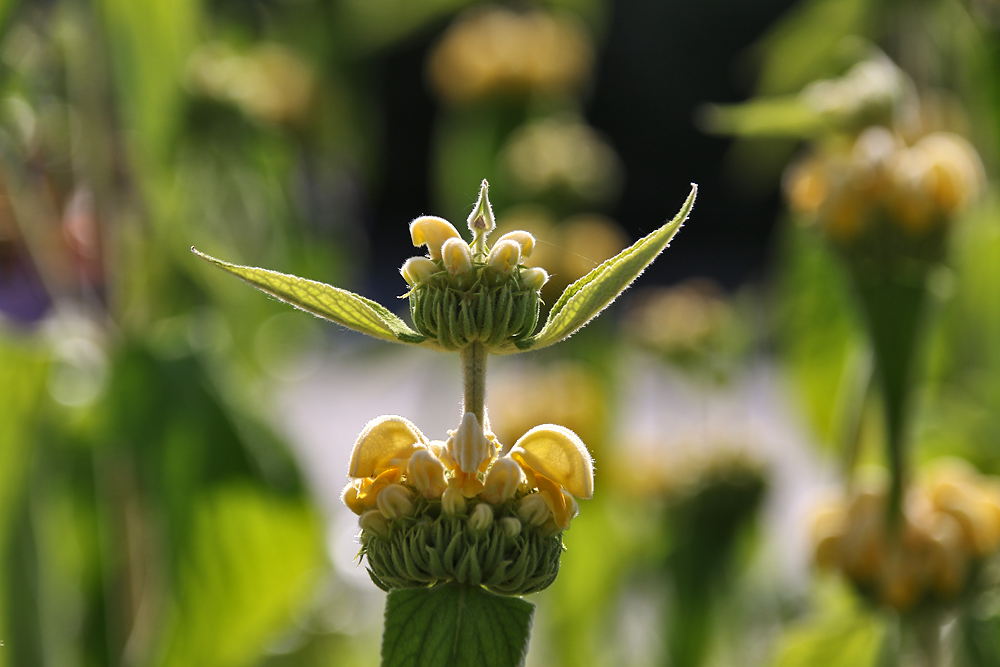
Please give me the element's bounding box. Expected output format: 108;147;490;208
192;248;435;348
513;185;696;352
161;485;323;667
381;583;533;667
773;221;861;445
334;0;476;53
753;0;871;95
0;335;49;667
97;0;200;166
770;608;884;667
699;97;823;139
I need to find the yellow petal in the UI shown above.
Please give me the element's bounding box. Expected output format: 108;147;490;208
487;239;521;274
407;449;448;498
510;424;593;499
494;230;536;258
349;415;427;478
401;256;440;286
441;237;473;275
534;473;572;529
481;457;524;504
409;216;461;260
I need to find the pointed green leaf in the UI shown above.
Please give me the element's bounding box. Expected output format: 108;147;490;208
381;583;534;667
191;248;436;348
510;184;697;352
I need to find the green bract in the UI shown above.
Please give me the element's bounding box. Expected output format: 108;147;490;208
191;182;696;353
362;495;563;596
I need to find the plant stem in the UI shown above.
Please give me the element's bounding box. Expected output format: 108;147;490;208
461;342;488;426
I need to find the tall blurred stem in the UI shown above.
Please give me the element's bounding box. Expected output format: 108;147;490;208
853;274;927;524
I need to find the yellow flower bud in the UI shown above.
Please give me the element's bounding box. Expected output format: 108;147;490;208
446;412;494;475
494;230;536;258
469;503;494;531
401;256;439;286
926;512;968;598
913;133;984;214
481;457;524;504
499;517;522;538
341;479;371;515
376;483;414;519
442;484;468;514
441;237;473;276
520;267;549;292
410;215;461;260
488;239;521;274
517;492;550;526
360;509;390;537
407;449;448;498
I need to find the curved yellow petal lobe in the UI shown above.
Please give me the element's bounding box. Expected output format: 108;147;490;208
409;216;461;260
494;230;536;259
510;424;594;499
349;415;427;478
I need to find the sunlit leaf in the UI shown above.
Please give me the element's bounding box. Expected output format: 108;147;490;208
382;583;533;667
511;185;696;352
192;248;435;347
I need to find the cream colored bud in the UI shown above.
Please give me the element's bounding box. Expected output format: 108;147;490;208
520;267;549;291
442;485;467;514
494;230;536;258
517;492;551;527
467;179;496;235
488;239;521;274
359;509;390;537
441;237;473;276
376;483;414;519
446;412;493;474
469;503;494;531
407;449;448;498
410;216;461;260
401;256;439;286
499;517;522;539
481;457;524;505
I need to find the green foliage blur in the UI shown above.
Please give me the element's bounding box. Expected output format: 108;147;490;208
3;0;1000;666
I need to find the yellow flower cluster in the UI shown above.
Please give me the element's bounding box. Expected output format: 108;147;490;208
342;412;594;537
785;127;984;241
426;6;592;105
812;461;1000;612
400;183;550;350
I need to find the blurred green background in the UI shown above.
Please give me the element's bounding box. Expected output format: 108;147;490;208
2;0;1000;665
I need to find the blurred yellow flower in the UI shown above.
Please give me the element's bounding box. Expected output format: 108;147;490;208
784;125;984;243
501;116;623;204
186;42;316;126
811;460;1000;612
426;6;592;105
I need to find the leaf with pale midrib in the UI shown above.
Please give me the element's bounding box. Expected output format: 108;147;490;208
382;583;534;667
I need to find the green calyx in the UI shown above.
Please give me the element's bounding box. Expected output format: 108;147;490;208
408;269;541;351
361;495;563;596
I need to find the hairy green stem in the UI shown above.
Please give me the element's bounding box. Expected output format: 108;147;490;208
461;342;488;426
